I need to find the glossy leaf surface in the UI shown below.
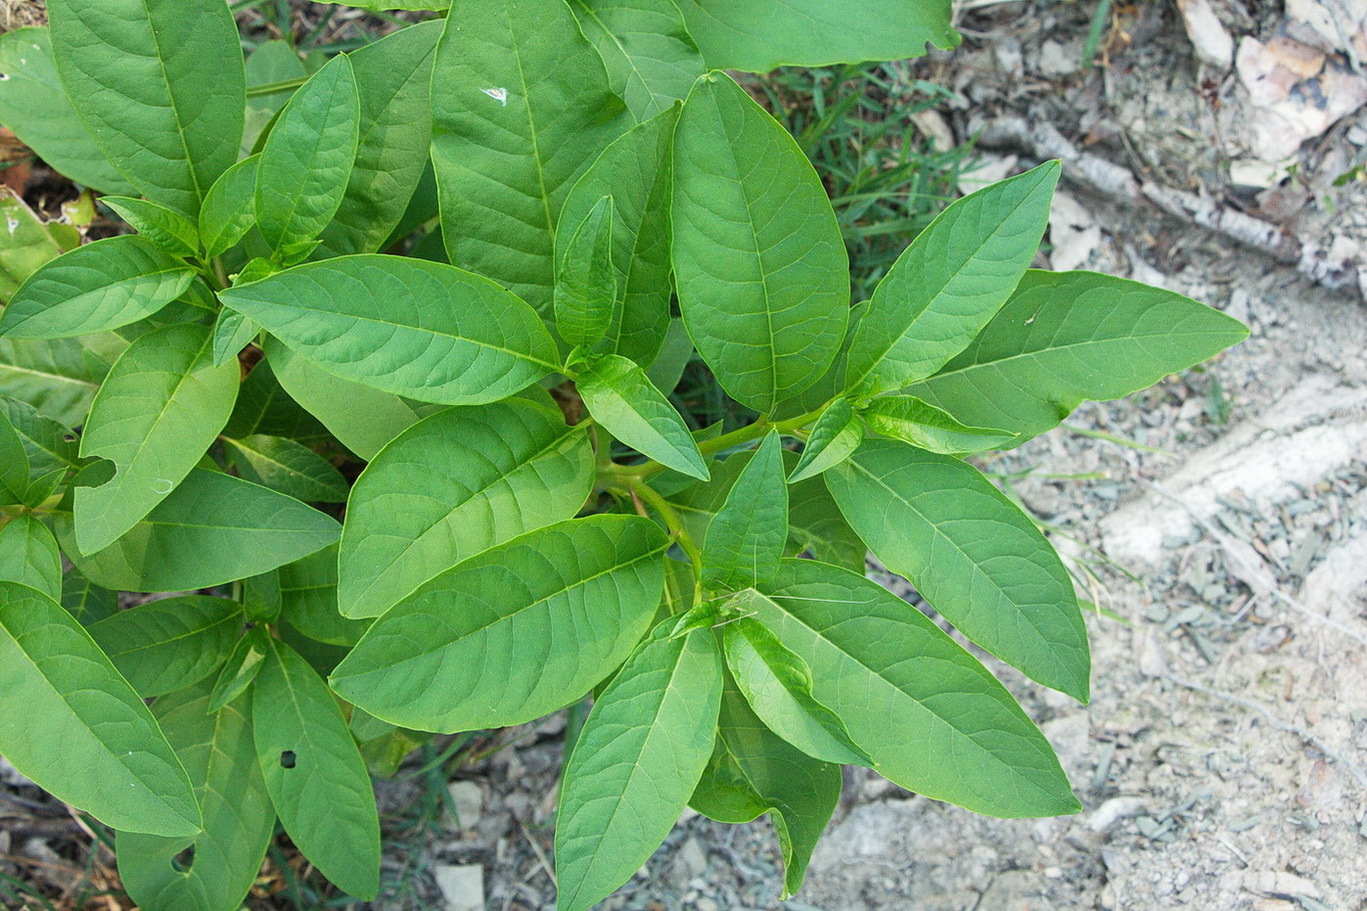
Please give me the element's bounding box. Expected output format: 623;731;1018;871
224;434;349;503
58;468;341;593
220;256;558;405
906;270;1252;444
844;162;1060;396
339;400;594;618
862;394;1017;454
702;432;786;592
569;0;705;120
102;197;200;258
199;155;260;260
673;74;848;412
253;639;380;900
88;596;242;698
789;398;862;483
753;560;1080;817
0;516;62;600
0;581;201;836
75;323;239;554
0;237;196;340
47;0;245;214
578;354;709;481
116;683;274;911
555;195;617;349
555;625;722;911
332;516;668;732
432;0;631;315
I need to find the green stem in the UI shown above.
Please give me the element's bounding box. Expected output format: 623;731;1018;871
245;76;308;98
624;477;704;585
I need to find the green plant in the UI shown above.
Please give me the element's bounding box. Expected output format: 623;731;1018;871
0;1;1246;909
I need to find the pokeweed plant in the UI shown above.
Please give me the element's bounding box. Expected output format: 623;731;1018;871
0;0;1247;908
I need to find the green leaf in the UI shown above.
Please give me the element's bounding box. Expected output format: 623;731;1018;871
0;333;122;426
331;516;668;732
316;21;442;258
431;0;631;316
0;407;29;505
579;354;709;481
339;400;595;619
255;54;359;257
220;256;559;405
0;396;77;481
786;474;865;573
260;338;422;460
702;431;786;592
0;28;137;195
242;570;282;625
752;560;1080;817
47;0;245;214
0;237;196;340
56;467;341;593
253;638;380;900
906;270;1252;444
224;435;348;503
0;516;61;600
789;398;863;483
558;106;678;365
243;41;308;156
844;161;1061;397
825;439;1089;701
74;323;240;554
60;568;117;626
569;0;705;121
0;581;202;836
223;358;329;444
211;309;258;368
199;155;260;260
862;394;1017;454
88;596;242;699
722;615;870;766
102;197;200;258
645;316;693;393
677;0;959;71
555;624;722;911
672;74;849;412
208;627;271;715
0;187;70;301
314;0;449;8
280;544;371;647
116;682;275;911
555;195;617;349
691;677;840;897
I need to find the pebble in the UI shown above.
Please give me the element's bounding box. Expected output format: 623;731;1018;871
446;780;483;830
433;864;484;911
1088;797;1148;833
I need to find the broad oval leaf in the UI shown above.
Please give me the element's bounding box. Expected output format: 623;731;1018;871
339;400;595;619
200;155;260;260
0;515;61;600
844;161;1061;396
690;677;840;898
722;616;871;766
558;106;678;364
222;357;330;444
220;255;559;405
905;270;1252;445
0;28;136;194
555;195;617;349
116;682;275;911
255;54;360;255
57;468;341;593
677;0;959;72
331;516;669;732
280;544;371;647
212;309;259;368
432;0;631;316
243;41;308;156
47;0;245;214
825;439;1089;701
88;596;242;698
789;397;863;483
224;434;349;503
74;323;239;554
253;639;380;900
316;21;442;258
0;187;71;302
0;333;124;427
555;624;722;911
0;236;196;340
753;560;1080;817
102;197;200;258
0;581;201;836
569;0;705;121
261;338;423;461
578;353;709;481
673;74;849;412
702;431;787;593
862;394;1017;454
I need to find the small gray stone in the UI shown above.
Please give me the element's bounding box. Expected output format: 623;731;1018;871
446;779;483;830
433;864;484;911
677;836;708;877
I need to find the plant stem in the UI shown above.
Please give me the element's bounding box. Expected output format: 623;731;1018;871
623;477;704;584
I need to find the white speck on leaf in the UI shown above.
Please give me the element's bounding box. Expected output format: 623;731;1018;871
6;216;18;236
152;479;174;495
481;87;508;106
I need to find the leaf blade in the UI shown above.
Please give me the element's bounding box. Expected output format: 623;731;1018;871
701;431;787;592
88;596;242;698
578;354;709;481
